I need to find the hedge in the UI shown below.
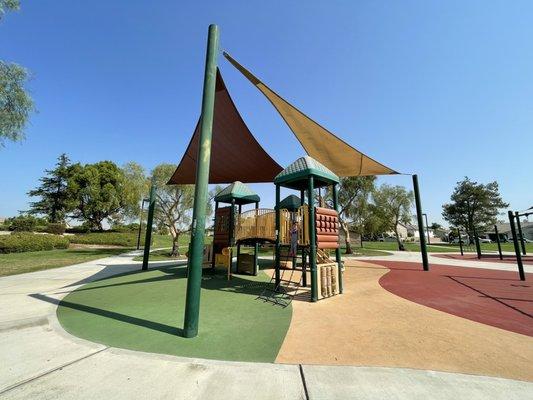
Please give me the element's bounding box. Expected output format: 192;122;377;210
69;232;139;247
0;233;70;254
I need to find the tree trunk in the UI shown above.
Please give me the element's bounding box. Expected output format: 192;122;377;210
341;220;352;254
170;229;180;257
394;226;404;251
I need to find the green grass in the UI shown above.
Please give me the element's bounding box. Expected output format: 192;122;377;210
57;260;291;362
0;247;132;277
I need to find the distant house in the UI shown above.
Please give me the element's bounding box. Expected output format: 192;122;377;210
492;221;533;241
394;222;438;240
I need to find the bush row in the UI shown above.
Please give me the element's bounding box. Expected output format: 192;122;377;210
68;232;140;247
0;233;70;254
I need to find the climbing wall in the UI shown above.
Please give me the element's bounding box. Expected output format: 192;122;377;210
315;206;339;249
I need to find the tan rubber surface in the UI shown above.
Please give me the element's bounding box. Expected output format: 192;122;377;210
275;260;533;381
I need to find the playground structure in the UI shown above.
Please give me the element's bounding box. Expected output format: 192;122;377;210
209;157;343;305
139;24;430;338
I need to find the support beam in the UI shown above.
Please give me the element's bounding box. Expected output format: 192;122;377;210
308;176;318;302
412;174;429;271
275;184;281;288
508;211;525;281
142;184;156;271
211;201;218;270
332;184;343;294
494;225;503;260
183;24;219;338
515;212;527;255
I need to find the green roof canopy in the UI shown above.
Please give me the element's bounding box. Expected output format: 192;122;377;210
276;195;304;211
214;181;260;205
274;156;340;190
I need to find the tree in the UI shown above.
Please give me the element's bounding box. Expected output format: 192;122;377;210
67;161;127;230
28;154;74;223
120;161;149;222
335;176;376;254
442;177;508;232
430;222;443;231
0;0;19;19
1;1;35;146
150;164;195;257
372;184;414;251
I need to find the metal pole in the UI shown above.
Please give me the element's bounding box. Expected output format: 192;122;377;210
308;176;318;302
494;225;503;260
136;199;146;250
423;213;430;244
474;227;481;259
183;24;219;338
332;184;343;294
412;175;429;271
508;211;525;281
515;212;527;255
458;228;464;255
254;201;259;276
275;184;281;288
142;185;156;271
211;201;218;270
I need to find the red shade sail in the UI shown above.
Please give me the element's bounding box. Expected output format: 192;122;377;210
168;70;283;184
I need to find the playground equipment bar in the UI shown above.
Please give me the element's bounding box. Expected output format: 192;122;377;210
183;24;219;338
142;184;156;271
412;175;429;271
508;211;525;281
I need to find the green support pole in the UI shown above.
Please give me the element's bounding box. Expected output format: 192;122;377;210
474;227;482;259
458;228;464;256
275;184;281;288
332;184;343;294
508;211;525;281
515;212;527;255
254;201;259;275
308;176;318;302
183;24;219;338
494;225;503;260
141;185;156;271
211;201;218;270
412;174;429;271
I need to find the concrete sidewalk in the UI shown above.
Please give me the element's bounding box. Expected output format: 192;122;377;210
0;251;531;399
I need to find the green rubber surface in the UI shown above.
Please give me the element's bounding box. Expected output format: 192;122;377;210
57;264;291;362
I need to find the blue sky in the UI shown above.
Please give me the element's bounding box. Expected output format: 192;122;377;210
1;0;532;225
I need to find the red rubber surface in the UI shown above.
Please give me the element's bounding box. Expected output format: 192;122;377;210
434;253;533;265
365;260;533;337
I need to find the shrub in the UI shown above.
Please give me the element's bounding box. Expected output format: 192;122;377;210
112;223;140;233
46;223;67;235
7;215;38;232
0;233;70;254
69;232;138;247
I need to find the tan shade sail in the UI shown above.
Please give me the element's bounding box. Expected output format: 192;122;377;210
223;52;398;177
168;70;283;184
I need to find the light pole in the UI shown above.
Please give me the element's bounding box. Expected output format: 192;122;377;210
136;198;149;250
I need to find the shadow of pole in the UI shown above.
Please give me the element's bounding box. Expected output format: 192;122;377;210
30;293;184;337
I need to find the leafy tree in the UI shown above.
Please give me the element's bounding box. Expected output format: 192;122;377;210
442;177;508;232
0;0;19;19
28;154;74;223
372;184;414;250
0;61;34;145
67;161;127;231
335;176;376;254
1;2;35;146
120;161;149;222
150;164;194;257
430;222;443;231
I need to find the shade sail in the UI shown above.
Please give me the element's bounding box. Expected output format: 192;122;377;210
168;70;283;185
223;52;398;177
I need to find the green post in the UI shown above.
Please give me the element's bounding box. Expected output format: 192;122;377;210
332;184;343;294
275;184;281;287
515;212;527;255
458;228;464;256
508;211;525;281
142;184;156;271
254;201;259;275
308;176;318;302
211;201;218;270
183;24;219;338
412;174;429;271
494;225;503;260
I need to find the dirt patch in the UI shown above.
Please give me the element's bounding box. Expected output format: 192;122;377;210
69;243;126;249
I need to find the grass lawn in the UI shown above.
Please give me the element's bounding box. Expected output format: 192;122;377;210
0;247;132;277
57;260;291;362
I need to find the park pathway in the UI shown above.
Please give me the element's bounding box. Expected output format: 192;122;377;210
0;251;531;399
